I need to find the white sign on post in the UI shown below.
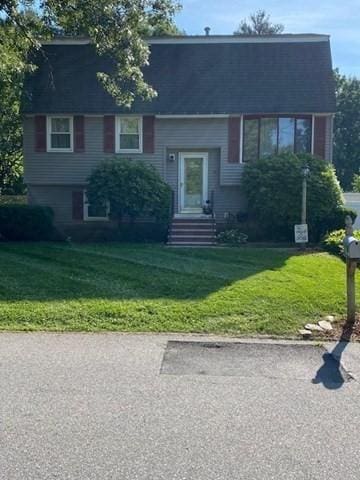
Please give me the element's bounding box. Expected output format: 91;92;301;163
294;224;308;243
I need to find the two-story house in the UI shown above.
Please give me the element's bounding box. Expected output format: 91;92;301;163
22;34;336;244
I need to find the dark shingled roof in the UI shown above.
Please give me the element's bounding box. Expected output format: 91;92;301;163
22;36;336;115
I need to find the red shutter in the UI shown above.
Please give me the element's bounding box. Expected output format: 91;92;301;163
35;115;46;152
103;115;115;153
313;116;326;159
72;191;84;221
143;116;155;154
228;116;240;163
74;116;85;152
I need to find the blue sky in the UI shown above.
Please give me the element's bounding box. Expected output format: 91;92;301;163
175;0;360;77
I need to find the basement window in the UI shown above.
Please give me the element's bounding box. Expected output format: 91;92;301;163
83;192;110;221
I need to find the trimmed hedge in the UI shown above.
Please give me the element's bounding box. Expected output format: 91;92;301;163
0;205;55;240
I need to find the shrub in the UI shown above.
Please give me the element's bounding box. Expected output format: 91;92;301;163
242;153;352;242
0;195;27;205
216;228;248;245
322;228;360;256
62;222;168;243
352;174;360;192
321;229;360;256
0;204;55;240
87;158;172;225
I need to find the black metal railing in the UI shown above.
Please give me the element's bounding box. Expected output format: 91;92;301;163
210;190;215;219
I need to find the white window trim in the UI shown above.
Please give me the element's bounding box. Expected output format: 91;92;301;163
47;115;74;152
115;116;143;154
83;191;110;222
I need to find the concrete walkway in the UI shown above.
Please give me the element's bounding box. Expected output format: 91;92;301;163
1;333;360;480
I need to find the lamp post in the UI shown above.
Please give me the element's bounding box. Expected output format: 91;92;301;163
301;165;310;249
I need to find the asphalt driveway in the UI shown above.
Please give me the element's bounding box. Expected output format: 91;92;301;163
1;333;360;480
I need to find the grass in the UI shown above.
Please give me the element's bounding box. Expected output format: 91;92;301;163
0;242;353;334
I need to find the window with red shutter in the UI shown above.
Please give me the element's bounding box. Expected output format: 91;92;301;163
228;117;241;163
313;116;327;159
35;116;47;152
104;116;115;153
143;116;155;154
74;116;85;152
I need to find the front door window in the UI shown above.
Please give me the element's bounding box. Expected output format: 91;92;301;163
184;157;203;210
180;153;208;213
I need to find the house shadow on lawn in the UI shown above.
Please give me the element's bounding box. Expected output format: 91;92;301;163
312;319;356;390
0;243;298;302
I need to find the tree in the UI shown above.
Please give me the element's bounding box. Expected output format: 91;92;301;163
333;70;360;190
241;153;348;241
0;16;37;194
1;1;181;107
86;158;172;224
0;1;181;195
234;10;284;35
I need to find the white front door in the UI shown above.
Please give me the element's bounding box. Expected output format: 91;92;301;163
179;152;208;213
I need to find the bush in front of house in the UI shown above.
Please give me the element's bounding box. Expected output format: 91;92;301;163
62;222;168;243
322;228;360;256
216;228;248;245
242;152;355;242
0;204;55;240
87;158;172;225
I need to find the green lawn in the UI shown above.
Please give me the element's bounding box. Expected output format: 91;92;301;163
0;242;352;334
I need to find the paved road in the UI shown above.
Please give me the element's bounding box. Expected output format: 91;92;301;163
1;333;360;480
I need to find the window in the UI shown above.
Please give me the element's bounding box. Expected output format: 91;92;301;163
278;118;295;153
259;118;277;157
83;192;109;221
242;116;312;162
243;119;259;163
295;119;312;153
116;117;142;153
47;116;73;152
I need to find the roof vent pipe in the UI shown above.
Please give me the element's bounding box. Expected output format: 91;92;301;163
204;27;210;36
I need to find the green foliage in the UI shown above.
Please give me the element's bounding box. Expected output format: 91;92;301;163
63;222;168;243
242;153;348;242
352;174;360;192
333;69;360;190
0;195;26;205
0;204;55;240
1;0;181;108
234;10;284;35
0;18;36;194
216;229;248;245
322;229;360;256
87;158;172;224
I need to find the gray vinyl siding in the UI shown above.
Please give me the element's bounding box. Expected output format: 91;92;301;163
28;185;76;224
23;116;241;186
24;116;246;224
24;114;332;225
